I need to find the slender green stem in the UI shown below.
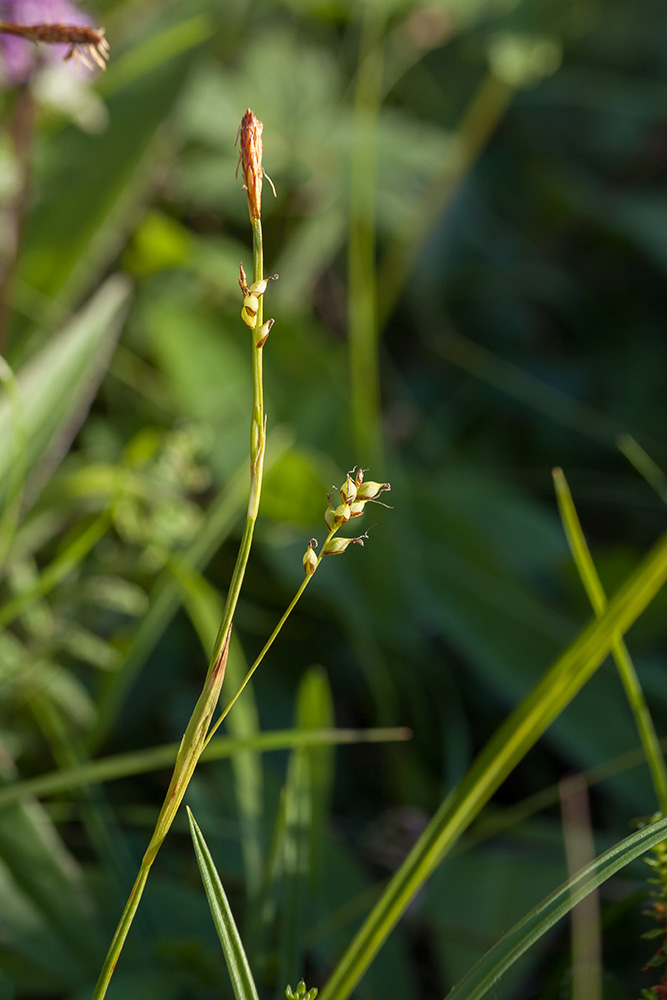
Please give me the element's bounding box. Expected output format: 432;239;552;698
553;467;667;814
206;529;336;746
91;201;268;1000
208;216;266;674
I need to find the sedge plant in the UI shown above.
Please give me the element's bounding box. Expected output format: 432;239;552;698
91;109;391;999
9;23;667;998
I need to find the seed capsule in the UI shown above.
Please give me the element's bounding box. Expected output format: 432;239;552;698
340;473;358;505
241;293;259;328
356;480;390;501
254;318;274;348
249;274;279;297
323;533;367;555
303;541;318;577
333;502;351;526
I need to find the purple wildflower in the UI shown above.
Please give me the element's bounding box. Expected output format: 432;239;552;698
0;0;95;84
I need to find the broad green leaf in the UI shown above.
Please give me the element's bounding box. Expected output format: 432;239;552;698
187;808;260;1000
0;276;130;509
446;815;667;1000
319;528;667;1000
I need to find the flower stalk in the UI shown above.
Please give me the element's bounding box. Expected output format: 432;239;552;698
91;109;391;1000
91;109;272;1000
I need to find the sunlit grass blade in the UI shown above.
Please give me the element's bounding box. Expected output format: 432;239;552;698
445;814;667;1000
617;433;667;506
0;276;130;500
187;807;260;1000
319;528;667;1000
0;726;411;811
553;466;667;813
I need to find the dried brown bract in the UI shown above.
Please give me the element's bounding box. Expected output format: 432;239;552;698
0;21;110;70
236;108;264;221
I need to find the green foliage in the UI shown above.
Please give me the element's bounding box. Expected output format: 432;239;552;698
1;0;667;997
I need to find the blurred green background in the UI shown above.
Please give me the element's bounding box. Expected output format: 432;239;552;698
1;0;667;997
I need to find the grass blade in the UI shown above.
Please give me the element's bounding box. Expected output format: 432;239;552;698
187;807;260;1000
446;815;667;1000
319;528;667;1000
0;727;411;810
553;466;667;813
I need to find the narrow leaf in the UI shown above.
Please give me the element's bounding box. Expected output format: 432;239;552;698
553;466;667;813
446;816;667;1000
0;726;410;811
319;528;667;1000
187;807;260;1000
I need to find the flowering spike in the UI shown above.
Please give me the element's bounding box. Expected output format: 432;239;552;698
236;109;264;221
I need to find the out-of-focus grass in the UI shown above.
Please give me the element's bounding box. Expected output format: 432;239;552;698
0;0;666;996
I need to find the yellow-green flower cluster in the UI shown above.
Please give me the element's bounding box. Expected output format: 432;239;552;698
302;468;391;575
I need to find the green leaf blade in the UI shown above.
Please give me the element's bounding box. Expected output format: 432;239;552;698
319;529;667;1000
187;807;260;1000
446;816;667;1000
